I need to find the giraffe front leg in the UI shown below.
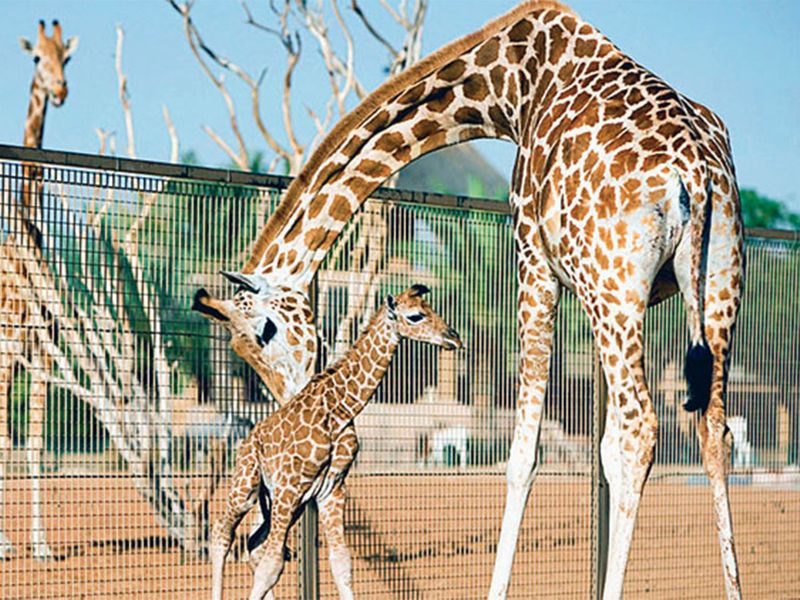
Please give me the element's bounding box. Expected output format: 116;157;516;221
319;482;354;600
211;439;261;600
27;362;53;561
489;248;560;598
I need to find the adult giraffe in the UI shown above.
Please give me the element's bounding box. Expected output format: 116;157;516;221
0;20;78;560
194;2;744;597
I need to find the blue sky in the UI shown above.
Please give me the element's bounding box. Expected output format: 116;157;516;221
2;1;798;211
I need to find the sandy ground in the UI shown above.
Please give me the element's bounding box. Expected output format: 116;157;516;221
0;472;798;599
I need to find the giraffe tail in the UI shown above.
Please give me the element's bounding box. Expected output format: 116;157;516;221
681;172;714;413
246;481;272;553
684;341;713;412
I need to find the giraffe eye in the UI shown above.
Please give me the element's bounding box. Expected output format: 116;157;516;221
405;313;425;324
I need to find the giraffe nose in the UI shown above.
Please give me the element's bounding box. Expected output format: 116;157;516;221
53;82;68;104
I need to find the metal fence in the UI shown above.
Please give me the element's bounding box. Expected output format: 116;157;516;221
0;144;797;599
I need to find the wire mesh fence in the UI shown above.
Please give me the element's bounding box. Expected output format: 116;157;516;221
0;145;798;599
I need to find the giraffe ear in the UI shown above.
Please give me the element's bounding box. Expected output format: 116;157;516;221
258;318;278;347
385;294;397;317
409;284;430;297
221;270;261;294
64;36;79;58
19;37;35;55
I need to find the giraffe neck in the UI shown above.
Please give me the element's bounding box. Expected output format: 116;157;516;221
324;306;399;430
17;74;51;242
24;74;48;149
244;1;597;288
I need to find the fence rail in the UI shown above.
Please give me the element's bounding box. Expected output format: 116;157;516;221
0;143;798;599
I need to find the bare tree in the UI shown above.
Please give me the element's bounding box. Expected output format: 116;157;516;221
166;0;427;175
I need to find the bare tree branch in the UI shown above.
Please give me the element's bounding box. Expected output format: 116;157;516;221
162;105;180;163
305;103;333;156
168;0;250;169
351;0;427;76
95;128;116;156
295;0;363;119
393;0;427;75
330;0;367;99
244;0;305;168
115;25;136;159
202;124;246;168
241;0;309;173
350;0;399;58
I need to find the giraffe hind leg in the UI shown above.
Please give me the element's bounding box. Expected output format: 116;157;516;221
0;343;16;558
249;489;295;600
319;482;354;600
27;358;54;560
591;310;656;600
248;487;300;570
676;227;744;597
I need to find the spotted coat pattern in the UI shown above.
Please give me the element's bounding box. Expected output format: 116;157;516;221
208;287;461;600
199;2;744;598
0;20;78;561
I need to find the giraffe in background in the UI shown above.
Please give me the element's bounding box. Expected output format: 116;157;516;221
195;2;744;597
199;285;461;600
0;20;78;560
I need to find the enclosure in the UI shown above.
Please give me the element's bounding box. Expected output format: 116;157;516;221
0;144;798;599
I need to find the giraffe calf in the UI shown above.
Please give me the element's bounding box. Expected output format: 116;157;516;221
209;285;461;600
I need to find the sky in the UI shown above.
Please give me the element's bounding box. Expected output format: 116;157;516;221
1;0;799;211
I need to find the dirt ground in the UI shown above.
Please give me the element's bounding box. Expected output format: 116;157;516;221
0;473;798;599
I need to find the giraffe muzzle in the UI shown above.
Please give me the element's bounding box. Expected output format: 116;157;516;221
442;327;463;350
50;85;68;106
192;288;230;322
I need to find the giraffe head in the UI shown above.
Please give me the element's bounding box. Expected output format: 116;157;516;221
192;271;316;403
19;20;78;107
386;284;462;350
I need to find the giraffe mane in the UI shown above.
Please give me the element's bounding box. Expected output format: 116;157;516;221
244;0;576;275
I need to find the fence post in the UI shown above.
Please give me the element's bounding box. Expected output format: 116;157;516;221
298;500;320;599
298;276;321;599
592;346;610;599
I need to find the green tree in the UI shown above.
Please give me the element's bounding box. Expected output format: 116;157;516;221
740;188;800;230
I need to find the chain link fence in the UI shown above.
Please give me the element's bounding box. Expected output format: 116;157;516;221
0;145;797;598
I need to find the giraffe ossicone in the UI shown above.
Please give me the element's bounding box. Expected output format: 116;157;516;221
208;286;461;600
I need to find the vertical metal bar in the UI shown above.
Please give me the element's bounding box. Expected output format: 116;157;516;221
298;275;321;600
298;501;320;600
592;346;609;600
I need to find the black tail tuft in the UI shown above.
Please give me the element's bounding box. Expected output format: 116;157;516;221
683;342;714;412
246;481;272;553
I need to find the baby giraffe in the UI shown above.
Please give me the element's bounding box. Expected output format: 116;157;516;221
210;284;461;600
